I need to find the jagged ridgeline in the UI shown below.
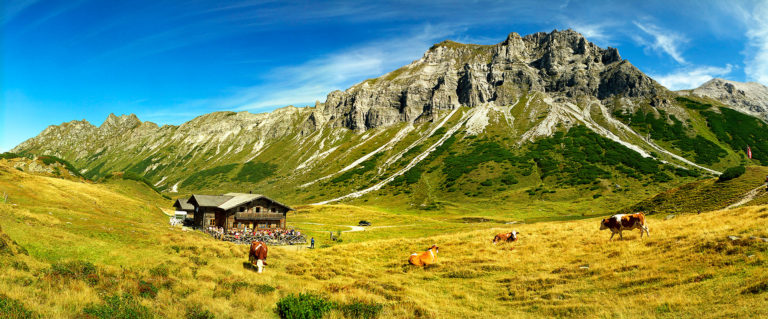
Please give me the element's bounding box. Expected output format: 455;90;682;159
12;29;768;210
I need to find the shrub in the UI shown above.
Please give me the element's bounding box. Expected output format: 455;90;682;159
338;300;383;319
185;304;215;319
741;280;768;294
254;284;276;294
0;294;38;319
50;260;99;285
718;165;746;182
138;280;158;299
82;293;153;319
37;155;84;178
0;152;24;160
149;265;169;278
500;173;518;185
275;293;334;319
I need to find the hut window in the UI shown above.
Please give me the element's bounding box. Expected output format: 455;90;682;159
256;207;261;213
239;206;245;212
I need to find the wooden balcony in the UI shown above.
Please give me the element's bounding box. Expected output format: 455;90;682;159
235;212;283;221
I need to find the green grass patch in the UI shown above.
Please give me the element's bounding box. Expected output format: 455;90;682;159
82;293;153;319
0;294;38;319
526;126;682;185
185;304;215;319
49;260;99;285
180;163;238;188
613;108;726;165
332;154;383;184
235;161;277;183
676;96;713;110
338;300;383;319
275;293;334;319
703;107;768;165
38;155;84;178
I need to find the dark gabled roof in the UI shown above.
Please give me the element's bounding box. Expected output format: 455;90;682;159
187;193;293;211
188;194;233;208
173;197;194;211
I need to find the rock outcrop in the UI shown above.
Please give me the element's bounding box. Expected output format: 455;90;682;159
312;29;660;131
692;78;768;121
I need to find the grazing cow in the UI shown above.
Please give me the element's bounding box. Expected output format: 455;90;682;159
408;245;439;266
493;231;520;245
248;241;268;273
600;213;649;240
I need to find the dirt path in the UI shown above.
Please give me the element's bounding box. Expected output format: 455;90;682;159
292;222;416;233
725;184;766;210
293;222;366;232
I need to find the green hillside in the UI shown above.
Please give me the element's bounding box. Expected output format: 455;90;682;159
1;161;767;318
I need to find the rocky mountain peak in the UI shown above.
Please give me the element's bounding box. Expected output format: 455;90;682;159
100;113;141;131
314;29;660;132
691;78;768;121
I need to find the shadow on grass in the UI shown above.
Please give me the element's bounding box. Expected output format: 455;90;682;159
242;261;256;272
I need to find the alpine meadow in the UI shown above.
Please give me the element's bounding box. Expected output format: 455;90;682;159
3;2;768;318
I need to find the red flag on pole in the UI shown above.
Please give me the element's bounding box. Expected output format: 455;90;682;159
747;146;752;159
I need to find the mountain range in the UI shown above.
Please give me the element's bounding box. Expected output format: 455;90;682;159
12;29;768;214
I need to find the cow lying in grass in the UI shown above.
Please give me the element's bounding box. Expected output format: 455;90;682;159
409;245;439;266
249;241;268;273
493;231;519;245
600;213;649;240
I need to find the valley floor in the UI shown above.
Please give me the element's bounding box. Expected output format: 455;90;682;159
1;164;767;318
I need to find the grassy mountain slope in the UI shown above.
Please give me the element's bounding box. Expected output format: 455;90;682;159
1;164;767;317
10;33;768;219
618;166;768;215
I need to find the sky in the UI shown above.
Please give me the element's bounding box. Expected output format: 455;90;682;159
2;0;768;152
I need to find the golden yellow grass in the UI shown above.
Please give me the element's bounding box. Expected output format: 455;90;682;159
1;164;768;318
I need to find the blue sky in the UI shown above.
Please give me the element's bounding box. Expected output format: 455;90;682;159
2;0;768;152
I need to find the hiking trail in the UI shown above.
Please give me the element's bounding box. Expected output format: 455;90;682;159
725;184;766;210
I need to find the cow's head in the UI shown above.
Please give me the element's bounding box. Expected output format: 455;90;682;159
430;244;439;254
510;231;519;241
599;219;608;230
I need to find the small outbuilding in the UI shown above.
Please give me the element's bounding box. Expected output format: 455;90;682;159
182;193;293;231
173;197;195;220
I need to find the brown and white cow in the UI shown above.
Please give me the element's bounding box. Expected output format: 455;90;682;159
248;241;268;273
600;213;649;240
408;245;439;267
493;231;520;245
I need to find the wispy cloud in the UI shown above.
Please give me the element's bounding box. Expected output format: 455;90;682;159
176;24;460;113
744;1;768;85
570;22;612;45
633;21;688;64
1;0;40;24
652;64;734;90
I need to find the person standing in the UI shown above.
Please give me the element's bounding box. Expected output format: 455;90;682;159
310;237;315;249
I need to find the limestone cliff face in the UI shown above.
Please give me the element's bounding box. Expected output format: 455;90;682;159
692;78;768;121
313;29;660;131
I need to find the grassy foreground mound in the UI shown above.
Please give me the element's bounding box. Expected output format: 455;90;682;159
1;162;767;318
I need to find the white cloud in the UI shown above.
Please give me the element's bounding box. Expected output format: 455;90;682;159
633;22;688;64
225;24;459;111
653;64;734;90
570;23;611;44
744;1;768;85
